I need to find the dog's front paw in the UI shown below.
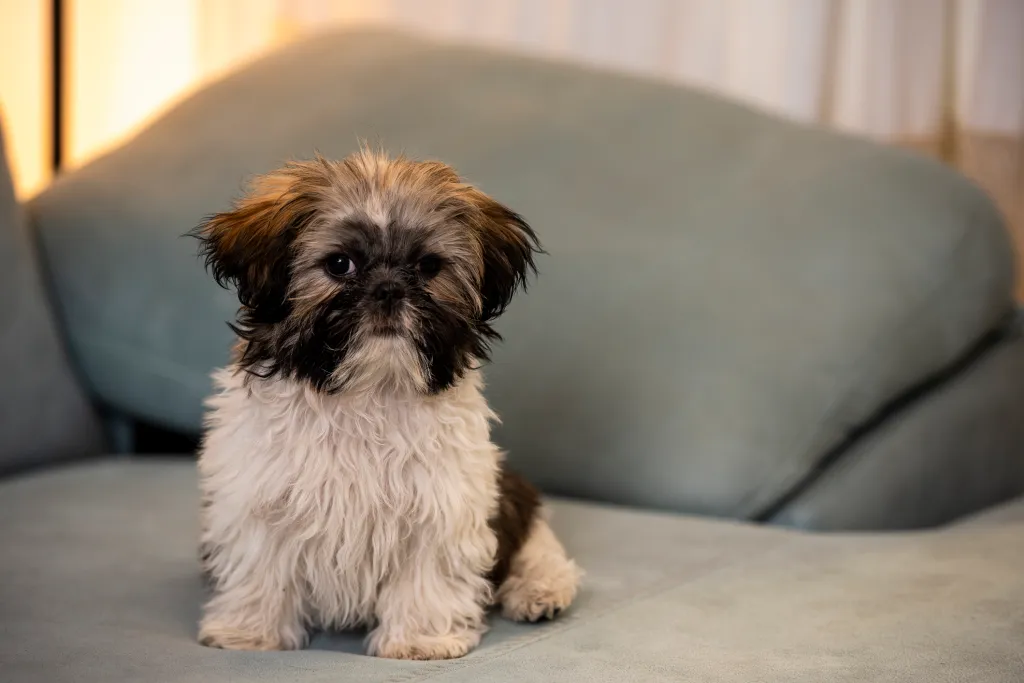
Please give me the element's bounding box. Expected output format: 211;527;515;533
367;628;482;660
198;618;306;651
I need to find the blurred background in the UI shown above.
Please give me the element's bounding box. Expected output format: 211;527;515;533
1;0;1021;291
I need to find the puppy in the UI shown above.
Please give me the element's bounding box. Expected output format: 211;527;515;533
192;149;581;660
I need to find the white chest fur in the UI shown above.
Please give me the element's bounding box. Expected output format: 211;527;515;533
198;366;502;631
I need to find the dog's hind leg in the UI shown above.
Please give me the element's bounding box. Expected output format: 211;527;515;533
496;513;582;622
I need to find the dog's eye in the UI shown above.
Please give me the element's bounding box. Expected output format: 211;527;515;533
325;253;356;278
418;255;443;278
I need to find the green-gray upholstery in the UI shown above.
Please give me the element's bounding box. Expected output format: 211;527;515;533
5;27;1024;683
28;29;1023;526
771;331;1024;529
0;121;104;474
2;459;1022;683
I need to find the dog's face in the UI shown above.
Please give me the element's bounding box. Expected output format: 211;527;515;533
194;150;539;395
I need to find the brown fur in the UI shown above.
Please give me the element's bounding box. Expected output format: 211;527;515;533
192;148;539;393
488;468;541;587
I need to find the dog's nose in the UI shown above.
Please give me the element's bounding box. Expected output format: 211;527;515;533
372;280;405;304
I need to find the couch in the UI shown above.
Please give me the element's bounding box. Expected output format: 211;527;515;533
2;29;1023;682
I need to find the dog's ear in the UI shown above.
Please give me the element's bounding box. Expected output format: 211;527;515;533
192;167;322;324
465;190;541;321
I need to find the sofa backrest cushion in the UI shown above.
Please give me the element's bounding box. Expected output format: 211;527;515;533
27;30;1015;517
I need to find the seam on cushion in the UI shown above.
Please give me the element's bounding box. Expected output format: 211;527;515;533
740;211;977;516
749;206;1013;522
379;535;798;683
756;321;1013;525
20;216;110;437
739;210;973;516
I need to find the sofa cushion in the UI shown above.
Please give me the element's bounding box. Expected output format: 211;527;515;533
1;459;1022;683
28;28;1016;519
766;329;1024;530
0;121;104;474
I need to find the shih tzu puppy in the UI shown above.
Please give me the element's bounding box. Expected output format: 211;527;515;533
192;149;581;660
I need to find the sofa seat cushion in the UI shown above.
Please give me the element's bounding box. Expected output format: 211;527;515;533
1;459;1022;683
28;28;1016;518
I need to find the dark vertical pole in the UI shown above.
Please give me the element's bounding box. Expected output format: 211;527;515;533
51;0;63;172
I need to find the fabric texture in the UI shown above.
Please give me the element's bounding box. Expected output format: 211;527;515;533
0;121;104;474
27;28;1017;518
1;459;1022;683
770;330;1024;529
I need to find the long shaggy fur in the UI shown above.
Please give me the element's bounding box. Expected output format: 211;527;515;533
193;149;580;660
194;150;538;393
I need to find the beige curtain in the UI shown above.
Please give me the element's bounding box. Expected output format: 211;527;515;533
285;0;1024;292
1;0;1020;292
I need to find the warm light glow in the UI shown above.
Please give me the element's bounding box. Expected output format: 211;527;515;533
0;0;50;198
65;0;288;170
1;0;1020;211
67;0;197;167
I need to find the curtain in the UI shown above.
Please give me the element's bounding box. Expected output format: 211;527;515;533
1;0;1020;291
